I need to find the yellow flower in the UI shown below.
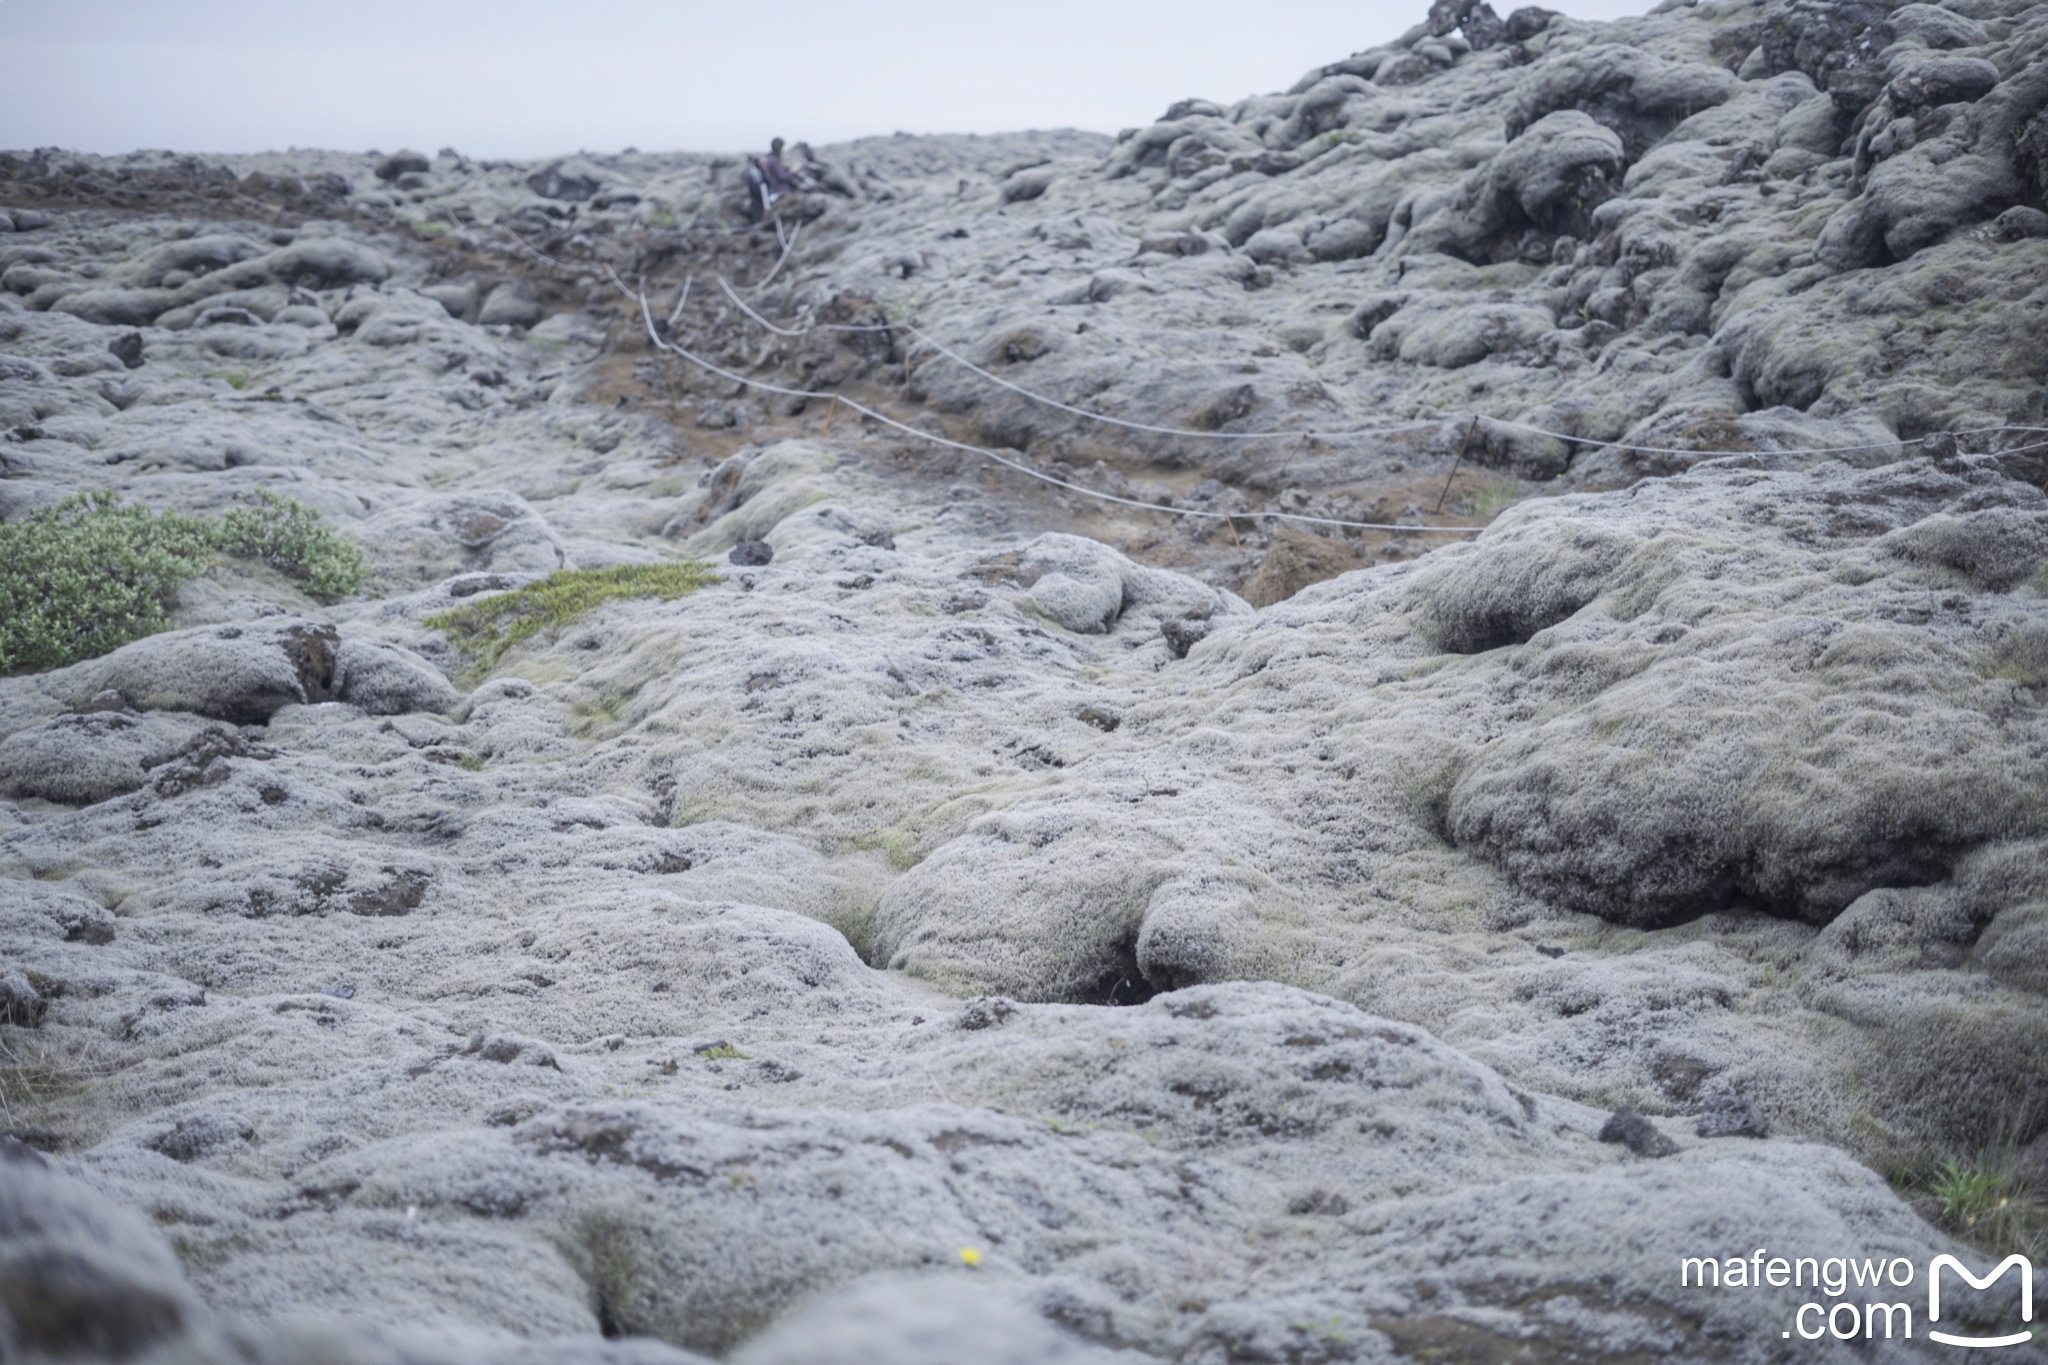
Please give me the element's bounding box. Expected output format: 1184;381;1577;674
959;1247;982;1267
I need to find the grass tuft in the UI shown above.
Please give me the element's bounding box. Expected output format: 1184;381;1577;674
1928;1152;2045;1255
1457;477;1522;519
425;562;720;678
0;1027;111;1152
0;490;369;673
1884;1140;2047;1259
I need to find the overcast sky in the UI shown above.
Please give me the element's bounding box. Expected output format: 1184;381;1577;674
3;1;1656;159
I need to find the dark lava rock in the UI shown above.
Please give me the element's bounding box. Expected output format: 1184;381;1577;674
1506;6;1560;40
1162;604;1215;659
1598;1106;1679;1157
374;150;430;183
107;332;145;369
527;162;600;202
729;539;775;567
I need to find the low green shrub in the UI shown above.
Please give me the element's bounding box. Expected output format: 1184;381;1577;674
213;489;369;597
425;562;721;677
0;489;370;673
0;492;215;672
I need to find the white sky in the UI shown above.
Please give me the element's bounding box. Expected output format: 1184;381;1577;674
2;1;1657;159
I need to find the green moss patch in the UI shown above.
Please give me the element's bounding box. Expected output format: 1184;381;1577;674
425;562;720;678
0;490;368;673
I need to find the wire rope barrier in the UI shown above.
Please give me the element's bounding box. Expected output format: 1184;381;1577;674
604;267;1490;535
501;227;2048;532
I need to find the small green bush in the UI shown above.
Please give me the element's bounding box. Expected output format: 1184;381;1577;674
0;489;370;673
213;489;369;597
0;492;216;672
425;562;721;677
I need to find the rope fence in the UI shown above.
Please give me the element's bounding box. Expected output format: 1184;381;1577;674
503;227;2048;538
696;276;2048;460
604;267;1485;535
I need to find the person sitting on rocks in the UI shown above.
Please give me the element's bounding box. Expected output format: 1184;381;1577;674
745;138;802;222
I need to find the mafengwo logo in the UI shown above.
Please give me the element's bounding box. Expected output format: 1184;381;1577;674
1681;1250;2035;1346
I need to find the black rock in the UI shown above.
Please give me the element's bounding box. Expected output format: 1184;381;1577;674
527;161;601;202
107;332;145;369
374;149;430;183
1505;5;1559;40
729;539;775;567
1598;1106;1679;1157
1427;0;1471;36
1462;1;1508;49
1162;604;1215;659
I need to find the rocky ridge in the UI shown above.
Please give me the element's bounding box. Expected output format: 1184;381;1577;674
3;0;2048;1360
